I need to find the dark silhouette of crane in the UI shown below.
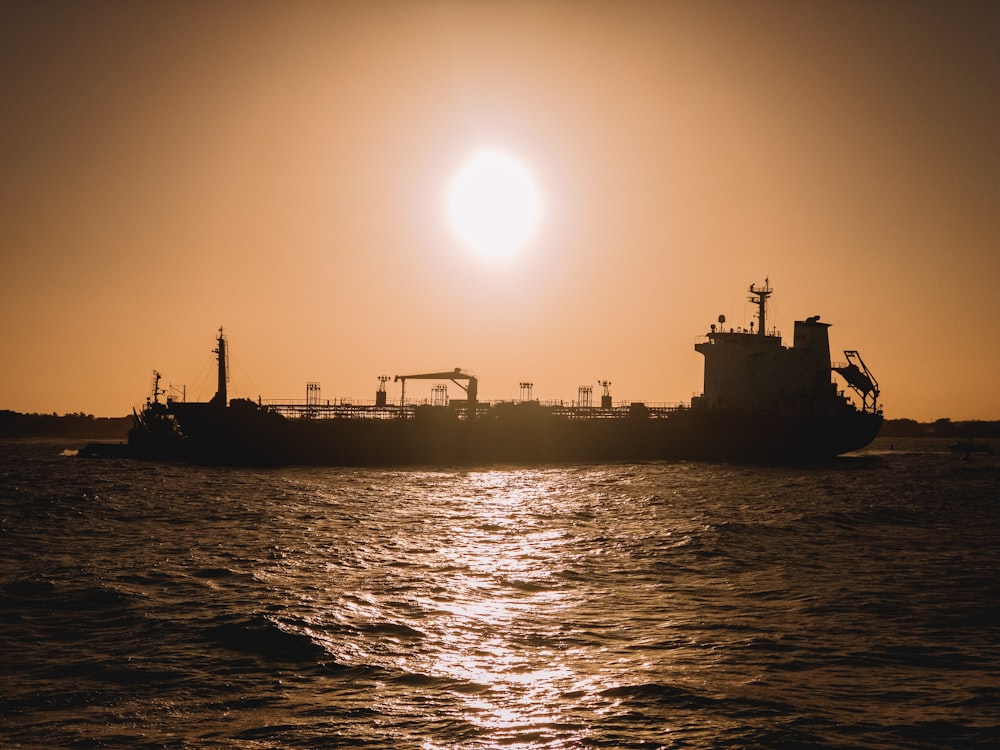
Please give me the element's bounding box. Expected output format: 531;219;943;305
394;368;478;420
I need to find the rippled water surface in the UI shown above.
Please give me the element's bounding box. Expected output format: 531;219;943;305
2;438;998;748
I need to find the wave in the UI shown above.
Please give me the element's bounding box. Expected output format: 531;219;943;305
203;614;335;665
2;577;136;613
360;620;426;640
599;681;718;710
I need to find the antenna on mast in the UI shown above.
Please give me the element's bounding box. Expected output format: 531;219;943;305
748;278;773;335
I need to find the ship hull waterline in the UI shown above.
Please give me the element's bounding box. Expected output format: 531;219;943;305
108;401;883;467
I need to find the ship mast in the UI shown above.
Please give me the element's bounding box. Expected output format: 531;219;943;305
149;370;164;405
210;327;228;407
748;279;773;336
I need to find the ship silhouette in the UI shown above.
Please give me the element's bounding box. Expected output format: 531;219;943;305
84;282;882;465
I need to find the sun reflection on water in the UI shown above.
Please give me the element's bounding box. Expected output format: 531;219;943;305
278;468;632;744
410;471;607;740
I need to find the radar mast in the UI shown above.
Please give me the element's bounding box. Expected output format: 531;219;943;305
748;279;773;336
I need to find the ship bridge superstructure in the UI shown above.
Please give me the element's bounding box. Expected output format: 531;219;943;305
694;280;879;416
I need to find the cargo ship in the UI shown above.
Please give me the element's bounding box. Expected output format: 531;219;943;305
83;281;882;465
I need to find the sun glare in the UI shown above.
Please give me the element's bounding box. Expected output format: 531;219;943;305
446;149;543;262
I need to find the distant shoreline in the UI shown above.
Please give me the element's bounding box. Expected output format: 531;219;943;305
0;411;131;440
2;410;998;441
878;418;1000;439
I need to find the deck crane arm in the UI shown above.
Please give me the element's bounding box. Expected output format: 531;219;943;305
393;368;478;418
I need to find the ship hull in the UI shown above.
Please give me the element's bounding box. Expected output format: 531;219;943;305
150;402;882;466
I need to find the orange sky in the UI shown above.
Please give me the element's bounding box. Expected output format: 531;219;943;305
2;0;998;421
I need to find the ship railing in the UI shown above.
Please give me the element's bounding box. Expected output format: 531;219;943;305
262;399;691;420
547;402;688;419
266;401;415;420
696;329;782;344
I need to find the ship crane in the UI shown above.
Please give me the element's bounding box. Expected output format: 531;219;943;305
394;368;478;420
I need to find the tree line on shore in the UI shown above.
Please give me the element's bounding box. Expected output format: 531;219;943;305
879;418;1000;439
0;411;132;439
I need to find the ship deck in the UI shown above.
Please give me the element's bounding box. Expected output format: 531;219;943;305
261;400;689;421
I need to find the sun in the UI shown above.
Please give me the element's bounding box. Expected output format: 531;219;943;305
446;148;543;261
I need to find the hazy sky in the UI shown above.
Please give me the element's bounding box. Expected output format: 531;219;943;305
2;0;998;421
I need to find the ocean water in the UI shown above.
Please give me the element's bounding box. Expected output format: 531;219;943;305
1;438;998;749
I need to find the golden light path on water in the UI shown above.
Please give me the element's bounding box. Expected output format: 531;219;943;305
259;466;721;746
271;468;638;744
411;471;610;742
